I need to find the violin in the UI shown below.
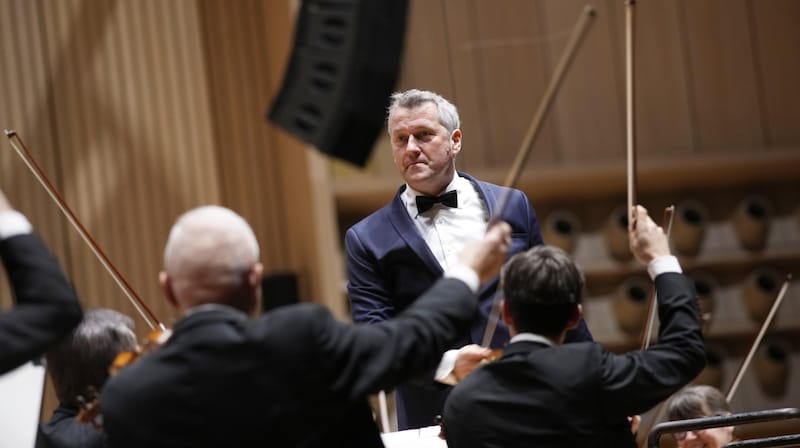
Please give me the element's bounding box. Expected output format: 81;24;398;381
76;327;171;427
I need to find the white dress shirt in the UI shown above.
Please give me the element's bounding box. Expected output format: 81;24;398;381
401;174;488;270
0;210;33;240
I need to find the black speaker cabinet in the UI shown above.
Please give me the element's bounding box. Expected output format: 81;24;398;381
268;0;409;167
262;272;299;312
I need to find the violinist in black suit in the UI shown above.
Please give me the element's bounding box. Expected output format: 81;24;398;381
100;205;512;448
0;189;82;375
443;206;706;448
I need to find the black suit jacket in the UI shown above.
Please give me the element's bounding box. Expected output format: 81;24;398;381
444;272;706;448
36;404;105;448
0;234;82;375
345;172;592;429
101;277;480;448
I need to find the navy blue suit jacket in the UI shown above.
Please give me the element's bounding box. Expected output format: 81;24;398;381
345;172;593;429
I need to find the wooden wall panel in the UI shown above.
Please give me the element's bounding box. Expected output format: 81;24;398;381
3;0;346;416
200;0;346;316
0;0;67;309
750;0;800;146
34;0;221;329
634;0;694;156
199;0;288;268
459;0;559;169
440;0;488;171
679;0;764;152
397;0;454;97
542;0;625;163
2;0;345;325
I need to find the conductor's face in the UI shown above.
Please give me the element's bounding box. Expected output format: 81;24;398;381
389;102;462;196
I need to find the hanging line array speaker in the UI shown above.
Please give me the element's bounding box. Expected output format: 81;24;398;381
268;0;410;167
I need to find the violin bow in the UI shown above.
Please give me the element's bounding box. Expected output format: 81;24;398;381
481;5;597;348
623;2;652;444
5;129;162;331
726;274;792;402
625;0;637;228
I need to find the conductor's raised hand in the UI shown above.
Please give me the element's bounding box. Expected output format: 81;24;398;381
458;221;512;285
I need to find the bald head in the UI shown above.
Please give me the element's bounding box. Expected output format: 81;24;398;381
161;206;263;314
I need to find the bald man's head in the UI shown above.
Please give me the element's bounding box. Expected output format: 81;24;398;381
161;206;263;315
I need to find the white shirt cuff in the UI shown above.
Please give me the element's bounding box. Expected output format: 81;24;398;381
648;255;682;279
0;211;33;240
444;264;479;293
434;349;459;385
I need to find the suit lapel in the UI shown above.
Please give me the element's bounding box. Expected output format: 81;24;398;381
461;172;498;216
388;187;443;275
459;173;500;297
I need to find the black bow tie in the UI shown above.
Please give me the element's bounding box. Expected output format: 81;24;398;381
416;190;458;213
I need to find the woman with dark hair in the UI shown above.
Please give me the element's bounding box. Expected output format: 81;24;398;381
666;385;735;448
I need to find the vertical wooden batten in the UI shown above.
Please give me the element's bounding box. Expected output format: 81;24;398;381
198;0;345;317
680;0;764;152
33;0;223;326
750;0;800;145
0;0;69;308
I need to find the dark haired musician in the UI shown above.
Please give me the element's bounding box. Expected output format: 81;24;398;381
444;206;706;448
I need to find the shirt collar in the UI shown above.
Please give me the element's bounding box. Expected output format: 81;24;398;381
182;303;247;319
509;332;556;347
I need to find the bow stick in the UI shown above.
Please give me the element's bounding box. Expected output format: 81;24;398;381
626;0;637;228
5;129;162;331
481;5;597;348
726;274;792;402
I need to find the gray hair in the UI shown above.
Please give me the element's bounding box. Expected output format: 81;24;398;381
163;205;260;299
46;308;137;405
387;89;461;133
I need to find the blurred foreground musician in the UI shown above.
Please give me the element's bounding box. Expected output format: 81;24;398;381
101;205;511;448
443;206;706;448
0;189;82;375
36;308;137;448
